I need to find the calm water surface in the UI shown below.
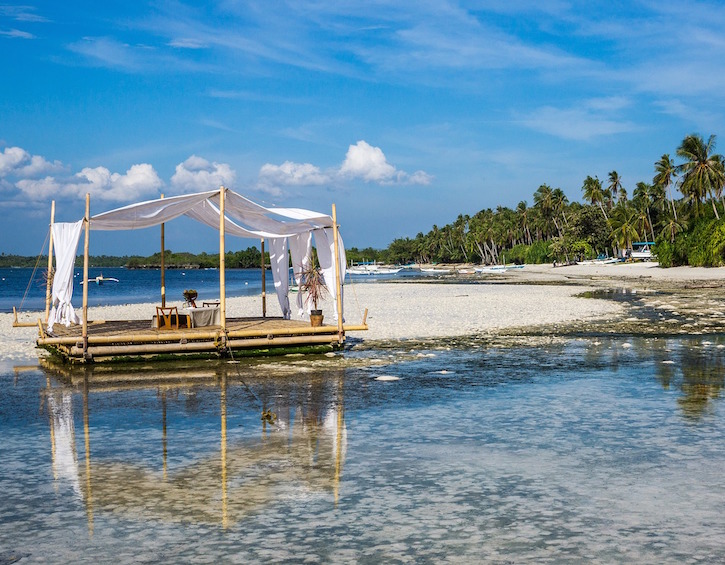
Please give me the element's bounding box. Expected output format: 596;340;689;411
1;337;724;563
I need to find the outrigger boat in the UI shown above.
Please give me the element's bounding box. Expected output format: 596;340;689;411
80;273;119;285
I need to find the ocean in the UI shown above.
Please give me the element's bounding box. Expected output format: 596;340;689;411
1;268;724;562
1;266;421;314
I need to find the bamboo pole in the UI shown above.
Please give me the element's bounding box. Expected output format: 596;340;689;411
82;194;90;355
69;334;340;357
331;204;344;344
38;322;368;347
160;194;166;308
45;200;55;323
261;238;267;317
219;186;226;332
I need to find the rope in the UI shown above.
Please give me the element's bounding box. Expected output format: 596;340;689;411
19;227;50;312
344;270;366;323
223;329;277;425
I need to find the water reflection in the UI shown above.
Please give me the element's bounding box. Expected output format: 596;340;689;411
40;360;346;531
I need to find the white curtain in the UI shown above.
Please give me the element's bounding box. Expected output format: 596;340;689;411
313;228;346;322
48;220;83;332
289;232;312;318
268;237;291;319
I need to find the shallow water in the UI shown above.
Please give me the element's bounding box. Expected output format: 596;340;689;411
2;337;724;563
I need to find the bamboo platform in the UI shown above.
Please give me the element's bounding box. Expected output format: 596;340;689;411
37;316;368;363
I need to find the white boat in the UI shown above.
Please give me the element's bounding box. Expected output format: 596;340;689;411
475;265;507;274
347;264;402;275
421;267;451;275
80;274;120;285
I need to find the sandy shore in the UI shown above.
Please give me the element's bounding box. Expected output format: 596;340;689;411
3;262;723;364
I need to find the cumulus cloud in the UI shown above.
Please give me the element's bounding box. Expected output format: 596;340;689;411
16;163;163;201
170;155;236;192
0;146;64;178
257;140;432;194
340;141;397;182
2;144;163;201
340;140;432;185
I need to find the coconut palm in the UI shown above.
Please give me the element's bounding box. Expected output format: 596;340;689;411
609;202;640;254
552;187;569;228
633;182;656;242
607;171;623;207
676;134;725;219
582;175;609;221
534;184;558;238
659;212;687;243
653;153;678;220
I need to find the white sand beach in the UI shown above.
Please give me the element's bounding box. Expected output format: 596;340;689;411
3;262;723;364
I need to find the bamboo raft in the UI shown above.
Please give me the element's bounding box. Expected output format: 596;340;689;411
37;314;368;363
28;188;368;363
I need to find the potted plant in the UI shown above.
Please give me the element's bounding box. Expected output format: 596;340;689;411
299;265;328;326
183;289;198;308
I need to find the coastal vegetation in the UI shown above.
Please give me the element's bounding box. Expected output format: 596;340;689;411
375;132;725;267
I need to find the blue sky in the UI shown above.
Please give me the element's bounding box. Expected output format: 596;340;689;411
2;1;725;255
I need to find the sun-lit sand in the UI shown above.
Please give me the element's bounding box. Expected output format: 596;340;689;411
3;262;723;364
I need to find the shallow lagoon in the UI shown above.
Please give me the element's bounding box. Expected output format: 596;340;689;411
2;337;724;564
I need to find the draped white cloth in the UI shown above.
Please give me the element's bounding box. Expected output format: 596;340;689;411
289;232;313;317
91;191;218;230
51;188;346;322
313;228;346;322
268;237;291;319
48;220;83;332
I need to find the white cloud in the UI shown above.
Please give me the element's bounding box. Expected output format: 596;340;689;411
259;161;330;187
0;29;34;39
170;155;236;192
167;38;207;49
339;140;432;185
0;146;64;177
257;140;432;194
0;147;29;176
340;141;397;182
15;163;163;201
518;99;636;140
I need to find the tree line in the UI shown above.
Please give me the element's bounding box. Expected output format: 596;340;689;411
367;132;725;267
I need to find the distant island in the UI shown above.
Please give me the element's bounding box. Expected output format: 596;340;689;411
3;133;724;269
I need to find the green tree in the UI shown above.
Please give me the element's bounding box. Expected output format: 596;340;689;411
653;153;678;220
676;133;725;219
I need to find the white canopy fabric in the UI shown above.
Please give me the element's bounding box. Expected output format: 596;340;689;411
48;220;83;332
268;237;291;319
53;188;345;325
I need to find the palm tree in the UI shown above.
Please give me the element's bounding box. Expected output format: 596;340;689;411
582;175;608;221
552;187;569;228
607;171;623;208
533;184;557;238
516;201;533;245
659;212;687;243
633;182;656;242
653;153;678;220
676;133;725;219
609;202;640;254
